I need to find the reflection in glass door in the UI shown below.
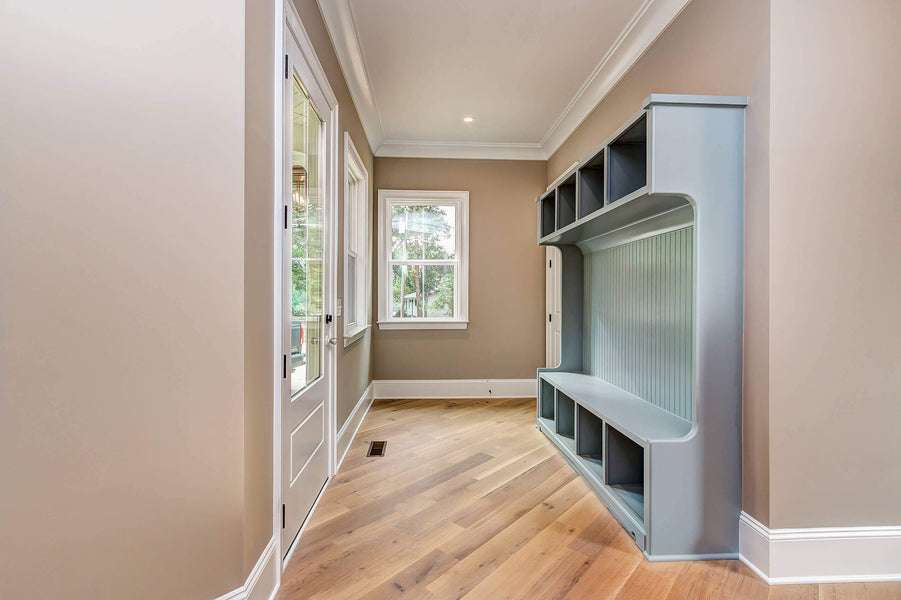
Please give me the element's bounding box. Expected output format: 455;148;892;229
290;79;324;395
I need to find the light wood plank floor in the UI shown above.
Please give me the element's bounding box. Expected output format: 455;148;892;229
277;398;900;600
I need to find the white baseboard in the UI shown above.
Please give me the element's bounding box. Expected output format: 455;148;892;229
372;379;536;400
336;381;374;470
213;536;278;600
739;512;901;584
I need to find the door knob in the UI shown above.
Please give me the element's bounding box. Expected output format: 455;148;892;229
328;337;338;345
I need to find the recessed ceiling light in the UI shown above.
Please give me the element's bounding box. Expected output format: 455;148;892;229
463;116;474;123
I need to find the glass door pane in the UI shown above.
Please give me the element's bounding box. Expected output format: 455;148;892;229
290;78;324;396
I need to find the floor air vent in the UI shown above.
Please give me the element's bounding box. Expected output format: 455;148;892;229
367;441;387;457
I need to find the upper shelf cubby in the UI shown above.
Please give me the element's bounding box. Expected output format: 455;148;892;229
607;114;647;203
557;174;577;229
540;189;555;238
578;150;604;219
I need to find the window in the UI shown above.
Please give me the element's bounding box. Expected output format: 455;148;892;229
343;133;370;346
378;189;469;329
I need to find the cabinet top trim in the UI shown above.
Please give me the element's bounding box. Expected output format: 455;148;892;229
643;94;749;109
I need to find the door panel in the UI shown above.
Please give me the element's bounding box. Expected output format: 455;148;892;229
546;246;562;368
282;35;331;555
289;405;324;483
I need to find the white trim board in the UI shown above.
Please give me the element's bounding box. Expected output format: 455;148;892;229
316;0;691;160
336;382;374;470
373;379;536;400
738;512;901;584
376;140;546;161
313;0;383;151
213;537;278;600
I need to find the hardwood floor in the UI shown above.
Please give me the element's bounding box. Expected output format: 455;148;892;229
277;398;900;600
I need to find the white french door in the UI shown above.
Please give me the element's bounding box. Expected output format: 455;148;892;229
280;19;335;557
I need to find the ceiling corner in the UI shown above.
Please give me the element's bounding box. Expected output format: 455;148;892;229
540;0;693;158
316;0;384;152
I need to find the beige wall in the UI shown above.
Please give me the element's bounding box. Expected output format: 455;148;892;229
0;0;377;596
547;0;772;524
292;0;375;426
0;1;246;598
768;0;901;528
372;158;547;380
244;0;277;574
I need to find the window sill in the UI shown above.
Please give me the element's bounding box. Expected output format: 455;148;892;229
343;324;371;347
377;320;469;330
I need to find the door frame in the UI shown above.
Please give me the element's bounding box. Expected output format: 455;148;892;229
273;0;339;570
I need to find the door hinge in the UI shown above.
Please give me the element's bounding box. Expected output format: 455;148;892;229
549;314;552;323
325;314;333;324
284;205;288;230
549;259;552;268
284;54;289;79
282;354;287;379
281;504;286;529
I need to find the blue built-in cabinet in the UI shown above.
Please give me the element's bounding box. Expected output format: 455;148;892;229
536;94;748;561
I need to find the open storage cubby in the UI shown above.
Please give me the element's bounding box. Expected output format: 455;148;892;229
556;174;577;229
555;392;575;440
540;191;555;238
535;95;748;559
607;114;647;202
539;378;555;421
576;405;604;480
578;150;604;219
605;426;645;521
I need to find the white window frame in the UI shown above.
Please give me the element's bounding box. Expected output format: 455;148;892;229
377;189;469;330
343;132;371;346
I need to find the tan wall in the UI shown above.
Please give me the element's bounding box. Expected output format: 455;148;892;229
0;1;246;598
768;0;901;528
547;0;772;524
244;0;277;574
372;158;547;380
292;0;375;426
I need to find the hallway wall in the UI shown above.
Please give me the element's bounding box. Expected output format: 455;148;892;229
1;0;377;597
767;0;901;529
371;157;547;381
0;1;247;598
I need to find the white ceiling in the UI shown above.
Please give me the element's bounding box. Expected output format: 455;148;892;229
317;0;691;159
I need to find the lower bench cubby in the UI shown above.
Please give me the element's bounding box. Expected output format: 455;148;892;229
555;392;576;449
605;425;645;522
576;405;604;481
539;378;555;421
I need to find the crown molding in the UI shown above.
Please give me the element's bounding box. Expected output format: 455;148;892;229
376;140;546;161
540;0;692;158
318;0;691;161
316;0;384;151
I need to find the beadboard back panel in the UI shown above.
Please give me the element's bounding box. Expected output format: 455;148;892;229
586;227;694;421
